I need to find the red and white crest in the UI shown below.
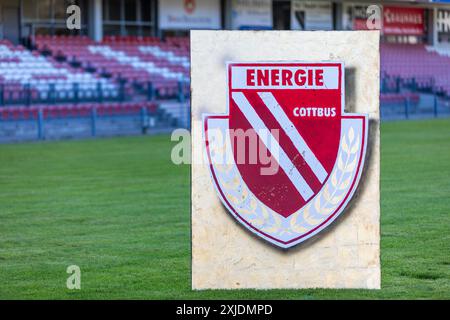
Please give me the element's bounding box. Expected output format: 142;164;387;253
203;62;368;248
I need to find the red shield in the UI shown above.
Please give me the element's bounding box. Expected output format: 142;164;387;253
204;62;368;248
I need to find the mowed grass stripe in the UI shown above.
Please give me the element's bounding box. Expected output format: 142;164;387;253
0;120;449;299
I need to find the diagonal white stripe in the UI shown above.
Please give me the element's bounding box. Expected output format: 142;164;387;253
258;92;328;183
232;92;314;201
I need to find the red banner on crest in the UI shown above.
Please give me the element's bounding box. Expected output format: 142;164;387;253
383;6;425;35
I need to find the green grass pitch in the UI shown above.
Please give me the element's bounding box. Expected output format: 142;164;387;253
0;119;449;299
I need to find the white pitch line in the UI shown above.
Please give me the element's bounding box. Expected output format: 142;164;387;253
258;92;328;183
232;92;314;201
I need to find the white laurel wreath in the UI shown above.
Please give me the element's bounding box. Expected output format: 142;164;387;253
210;138;284;235
209;126;360;237
289;127;360;231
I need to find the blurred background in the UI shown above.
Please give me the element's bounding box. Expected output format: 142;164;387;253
0;1;449;300
0;0;449;140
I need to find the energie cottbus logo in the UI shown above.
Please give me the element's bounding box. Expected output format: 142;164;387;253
203;62;368;249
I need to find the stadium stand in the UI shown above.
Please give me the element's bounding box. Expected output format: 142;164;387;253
17;36;450;104
4;35;188;134
381;43;450;97
0;34;449;139
0;39;118;104
30;35;189;100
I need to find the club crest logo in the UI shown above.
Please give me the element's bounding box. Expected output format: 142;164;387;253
203;62;368;248
184;0;196;14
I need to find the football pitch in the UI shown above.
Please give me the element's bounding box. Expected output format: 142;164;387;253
0;119;449;299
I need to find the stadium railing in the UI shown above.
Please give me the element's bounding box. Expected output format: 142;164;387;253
0;101;185;141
